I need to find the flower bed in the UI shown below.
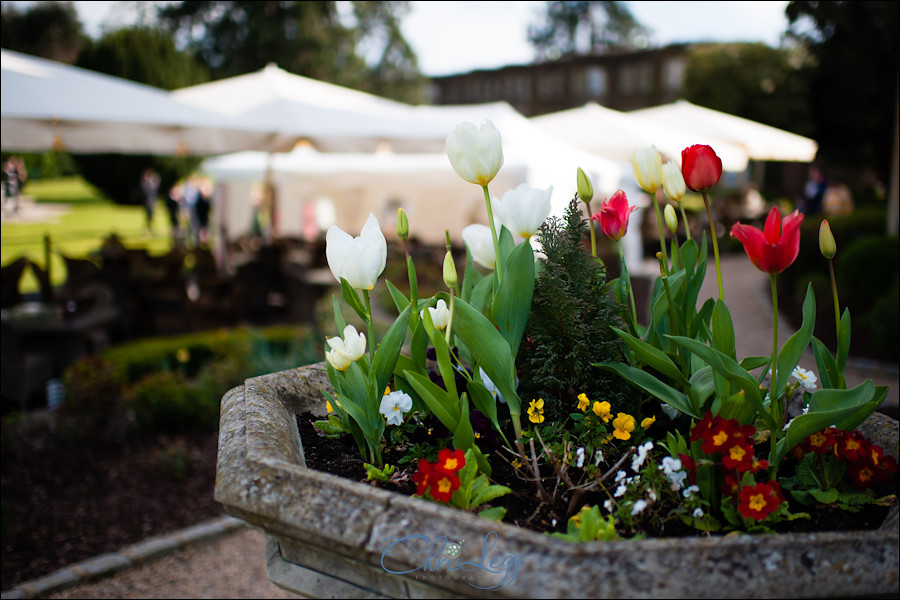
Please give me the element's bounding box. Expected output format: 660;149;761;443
218;121;899;596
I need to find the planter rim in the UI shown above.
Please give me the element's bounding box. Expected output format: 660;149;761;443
216;363;900;599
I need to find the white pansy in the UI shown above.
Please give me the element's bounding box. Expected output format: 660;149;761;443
615;470;627;483
791;366;818;390
325;325;366;371
603;499;615;512
492;183;553;240
631;499;648;515
326;213;387;290
445;120;504;186
661;456;687;491
693;508;704;518
683;485;700;499
462;224;497;269
379;390;413;426
614;484;628;498
631;440;654;472
421;298;450;330
575;447;585;468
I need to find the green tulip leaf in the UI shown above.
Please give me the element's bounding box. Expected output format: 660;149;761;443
775;284;815;393
594;361;700;419
491;240;535;359
610;326;685;384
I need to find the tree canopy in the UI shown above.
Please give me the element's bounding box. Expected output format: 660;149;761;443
528;1;650;60
156;0;426;103
682;43;814;137
0;0;85;63
786;1;898;185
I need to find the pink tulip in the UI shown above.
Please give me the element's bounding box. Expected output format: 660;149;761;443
591;190;637;242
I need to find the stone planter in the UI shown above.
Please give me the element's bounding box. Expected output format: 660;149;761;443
216;363;899;599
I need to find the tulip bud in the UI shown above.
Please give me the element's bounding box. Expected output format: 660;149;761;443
443;250;458;288
664;203;678;234
661;161;686;202
576;167;593;204
819;219;836;259
396;207;409;241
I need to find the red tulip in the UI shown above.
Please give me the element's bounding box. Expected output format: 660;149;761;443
591;190;637;241
730;207;804;274
681;145;723;192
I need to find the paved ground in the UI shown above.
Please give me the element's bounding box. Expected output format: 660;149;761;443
4;251;897;600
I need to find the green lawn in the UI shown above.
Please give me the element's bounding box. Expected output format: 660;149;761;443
2;176;174;294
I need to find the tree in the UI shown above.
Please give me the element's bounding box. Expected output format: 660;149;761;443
528;0;649;61
72;27;212;204
0;0;85;63
786;1;899;188
157;1;426;103
682;43;814;137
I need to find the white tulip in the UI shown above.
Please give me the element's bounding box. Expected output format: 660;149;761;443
462;223;496;269
661;160;686;202
325;325;366;371
421;298;449;331
326;213;387;290
445;120;503;186
630;146;663;194
493;183;553;240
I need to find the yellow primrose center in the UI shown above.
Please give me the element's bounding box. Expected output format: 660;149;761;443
729;445;747;462
712;430;729;448
748;493;767;513
437;476;453;494
444;458;459;471
810;432;827;448
577;393;590;411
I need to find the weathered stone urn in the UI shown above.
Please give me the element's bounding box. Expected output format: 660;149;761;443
215;363;899;599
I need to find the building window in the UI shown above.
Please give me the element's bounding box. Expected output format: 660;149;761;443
664;57;686;92
619;65;636;95
637;62;654;94
586;66;607;99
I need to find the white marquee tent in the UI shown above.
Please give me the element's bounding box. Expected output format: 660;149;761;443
630;100;819;163
202;102;630;246
531;102;751;172
0;49;288;156
172;63;446;154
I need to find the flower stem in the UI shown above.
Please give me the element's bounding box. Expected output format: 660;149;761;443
768;273;780;477
828;258;840;338
679;203;693;242
585;200;597;258
702;191;724;301
618;242;638;333
363;289;376;374
651;189;669;276
482;184;502;281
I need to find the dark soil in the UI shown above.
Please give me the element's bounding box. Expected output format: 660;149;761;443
298;413;896;538
1;423;221;591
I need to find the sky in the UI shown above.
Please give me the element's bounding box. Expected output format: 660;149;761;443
6;1;792;76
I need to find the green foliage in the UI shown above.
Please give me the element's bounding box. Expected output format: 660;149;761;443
63;325;321;436
0;1;85;63
517;198;636;421
778;211;898;362
683;43;814;137
786;1;899;184
550;504;620;542
450;449;511;520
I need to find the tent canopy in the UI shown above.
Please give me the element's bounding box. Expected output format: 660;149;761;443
531;102;751;172
630;100;818;163
172;63;445;153
203;102;629;244
0;49;288;156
